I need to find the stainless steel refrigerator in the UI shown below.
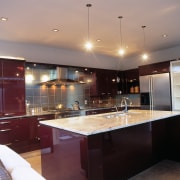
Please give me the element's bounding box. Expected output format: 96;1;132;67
140;73;171;110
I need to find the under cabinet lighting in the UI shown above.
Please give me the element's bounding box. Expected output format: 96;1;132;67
25;74;34;84
0;56;25;60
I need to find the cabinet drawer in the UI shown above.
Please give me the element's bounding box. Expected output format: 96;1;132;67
0;120;12;146
0;120;12;130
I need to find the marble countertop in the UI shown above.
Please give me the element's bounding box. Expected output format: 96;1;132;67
40;110;180;136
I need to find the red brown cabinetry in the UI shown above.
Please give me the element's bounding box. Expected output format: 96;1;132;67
124;68;140;94
0;59;26;117
0;114;55;153
96;69;117;97
0;118;29;153
139;61;170;76
0;119;13;146
29;114;55;151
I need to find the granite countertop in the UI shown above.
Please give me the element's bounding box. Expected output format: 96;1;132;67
40;110;180;136
0;111;55;120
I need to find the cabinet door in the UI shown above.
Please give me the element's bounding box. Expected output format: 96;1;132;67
2;59;25;78
124;68;139;94
0;120;13;146
11;118;29;153
96;69;117;97
38;115;54;152
139;61;170;76
0;60;2;116
107;70;117;96
3;79;25;116
1;59;26;116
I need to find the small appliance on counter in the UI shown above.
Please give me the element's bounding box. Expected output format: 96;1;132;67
72;101;80;110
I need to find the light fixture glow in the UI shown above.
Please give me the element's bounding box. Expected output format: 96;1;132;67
1;17;8;22
85;41;93;50
118;48;125;56
52;29;59;32
85;4;93;51
162;34;168;38
142;53;148;60
41;75;50;82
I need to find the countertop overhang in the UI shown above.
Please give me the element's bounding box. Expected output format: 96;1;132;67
40;110;180;136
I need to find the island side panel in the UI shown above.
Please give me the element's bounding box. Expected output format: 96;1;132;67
83;122;154;180
40;126;88;180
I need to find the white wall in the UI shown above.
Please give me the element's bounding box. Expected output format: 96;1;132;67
121;46;180;70
0;40;119;70
0;40;180;70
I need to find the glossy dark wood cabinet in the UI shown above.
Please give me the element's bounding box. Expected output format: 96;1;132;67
40;115;180;180
139;61;170;76
96;69;117;97
0;119;13;146
0;118;29;153
0;61;2;116
0;114;55;153
0;59;26;117
10;117;29;153
116;69;140;94
30;114;55;151
124;68;139;94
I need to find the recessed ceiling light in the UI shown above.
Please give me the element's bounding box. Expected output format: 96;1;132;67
162;34;168;38
96;39;101;42
1;17;8;22
52;29;59;32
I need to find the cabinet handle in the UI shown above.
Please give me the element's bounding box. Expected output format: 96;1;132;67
0;121;11;125
4;143;12;146
37;118;46;121
0;129;12;132
4;113;15;116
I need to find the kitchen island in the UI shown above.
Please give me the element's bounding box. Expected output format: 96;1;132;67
39;110;180;180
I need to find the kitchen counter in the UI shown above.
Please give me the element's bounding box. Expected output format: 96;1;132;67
40;110;180;136
40;110;180;180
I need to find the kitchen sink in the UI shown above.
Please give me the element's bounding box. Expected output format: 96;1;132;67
103;110;141;119
103;112;126;119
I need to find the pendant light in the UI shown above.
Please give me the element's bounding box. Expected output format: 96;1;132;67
118;16;125;56
141;25;148;60
85;4;93;51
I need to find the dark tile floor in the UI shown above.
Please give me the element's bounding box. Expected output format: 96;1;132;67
129;160;180;180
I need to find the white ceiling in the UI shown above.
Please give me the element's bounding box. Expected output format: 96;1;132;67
0;0;180;58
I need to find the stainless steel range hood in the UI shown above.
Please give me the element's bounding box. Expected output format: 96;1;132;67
41;67;85;86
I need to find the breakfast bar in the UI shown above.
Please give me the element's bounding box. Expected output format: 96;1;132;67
40;110;180;180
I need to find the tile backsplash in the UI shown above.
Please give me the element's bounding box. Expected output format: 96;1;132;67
25;65;140;111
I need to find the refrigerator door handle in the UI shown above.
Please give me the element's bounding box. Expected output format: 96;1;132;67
151;76;154;110
149;77;152;110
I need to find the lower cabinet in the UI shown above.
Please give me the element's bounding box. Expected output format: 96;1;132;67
29;114;55;151
0;114;55;153
0;120;13;146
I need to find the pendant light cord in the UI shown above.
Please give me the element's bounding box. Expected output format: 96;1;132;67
142;26;146;50
118;16;123;47
86;4;92;41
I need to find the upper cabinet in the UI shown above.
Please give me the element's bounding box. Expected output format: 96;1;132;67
96;69;117;97
68;67;118;97
116;68;140;94
123;68;140;94
0;59;26;117
139;61;170;76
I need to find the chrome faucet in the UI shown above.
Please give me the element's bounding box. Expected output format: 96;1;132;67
114;105;119;112
120;97;132;113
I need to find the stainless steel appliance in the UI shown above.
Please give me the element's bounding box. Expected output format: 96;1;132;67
140;73;171;110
